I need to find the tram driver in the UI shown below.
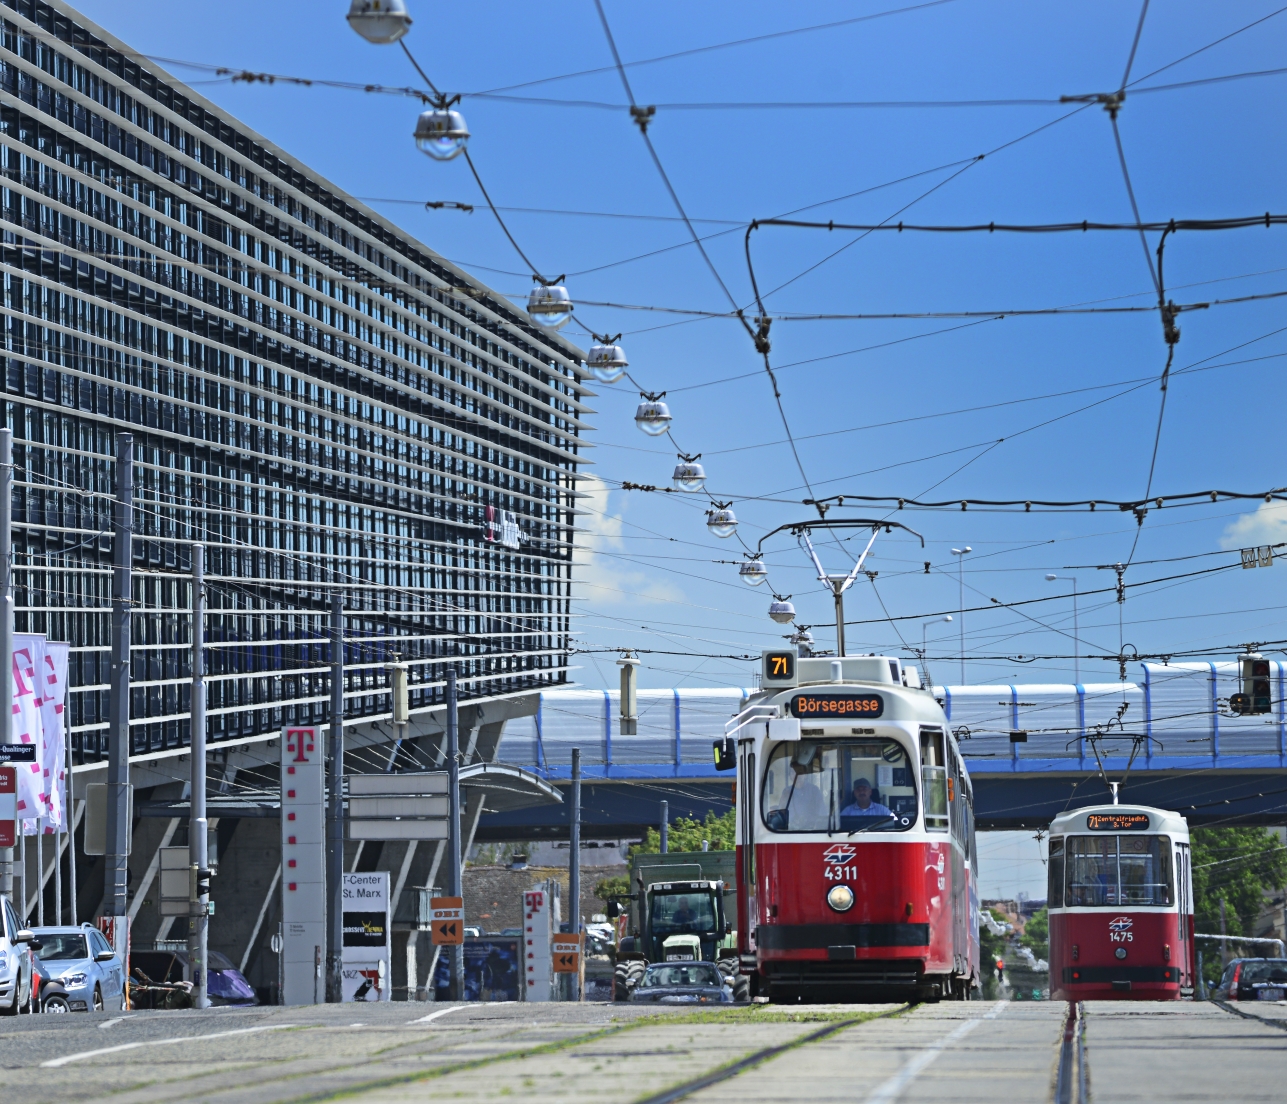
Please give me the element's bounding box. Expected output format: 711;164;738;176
840;778;893;818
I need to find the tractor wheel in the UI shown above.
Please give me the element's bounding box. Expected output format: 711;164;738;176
733;974;751;1003
614;960;646;1001
716;959;737;979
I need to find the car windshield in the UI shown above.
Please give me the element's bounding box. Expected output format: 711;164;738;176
1240;961;1287;984
1065;835;1173;907
32;933;88;960
761;738;917;833
651;892;716;936
642;964;721;988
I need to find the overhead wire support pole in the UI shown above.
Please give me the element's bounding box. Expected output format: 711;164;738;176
0;428;10;899
188;544;210;1009
446;666;463;1002
327;595;345;1003
102;433;132;932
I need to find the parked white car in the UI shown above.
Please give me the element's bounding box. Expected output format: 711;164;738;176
29;925;126;1012
0;893;34;1014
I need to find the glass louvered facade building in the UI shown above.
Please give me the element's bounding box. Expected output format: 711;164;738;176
0;0;586;760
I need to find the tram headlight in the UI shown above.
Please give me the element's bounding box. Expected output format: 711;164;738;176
827;885;855;912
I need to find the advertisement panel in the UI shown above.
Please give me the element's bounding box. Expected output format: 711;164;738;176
431;937;521;1001
342;871;391;1002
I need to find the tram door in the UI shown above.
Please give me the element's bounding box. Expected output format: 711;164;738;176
739;744;757;950
1176;841;1193;984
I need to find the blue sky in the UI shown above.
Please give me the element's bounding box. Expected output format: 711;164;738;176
73;2;1287;892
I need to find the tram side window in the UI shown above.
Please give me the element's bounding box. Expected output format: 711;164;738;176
760;738;918;833
1065;835;1173;907
920;727;948;832
1048;838;1064;908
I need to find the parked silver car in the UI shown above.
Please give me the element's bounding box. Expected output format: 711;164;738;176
1;894;35;1014
29;925;126;1012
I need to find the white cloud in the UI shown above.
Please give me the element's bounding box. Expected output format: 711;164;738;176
573;475;686;608
1220;500;1287;550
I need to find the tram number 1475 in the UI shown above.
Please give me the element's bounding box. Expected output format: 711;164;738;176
825;866;860;881
1110;930;1134;943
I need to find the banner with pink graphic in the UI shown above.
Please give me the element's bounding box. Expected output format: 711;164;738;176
10;635;71;834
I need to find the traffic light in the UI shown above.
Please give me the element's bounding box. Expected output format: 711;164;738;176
1235;654;1273;715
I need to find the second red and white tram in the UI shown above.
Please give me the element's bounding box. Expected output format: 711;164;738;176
1047;804;1195;1000
717;650;979;1002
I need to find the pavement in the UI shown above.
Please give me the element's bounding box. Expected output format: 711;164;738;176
2;997;1287;1104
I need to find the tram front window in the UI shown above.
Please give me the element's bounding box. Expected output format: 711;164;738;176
761;738;917;833
1065;835;1173;907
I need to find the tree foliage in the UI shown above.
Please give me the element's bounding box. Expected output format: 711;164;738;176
1191;826;1287;937
1020;907;1049;961
632;809;737;856
595;873;630;901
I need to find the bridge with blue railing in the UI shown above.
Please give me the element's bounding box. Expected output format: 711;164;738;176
475;660;1287;839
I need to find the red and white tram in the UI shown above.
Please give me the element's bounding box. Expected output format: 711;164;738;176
717;650;979;1002
1048;804;1195;1000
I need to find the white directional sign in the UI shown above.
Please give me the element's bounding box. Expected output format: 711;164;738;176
281;726;326;1005
345;772;449;841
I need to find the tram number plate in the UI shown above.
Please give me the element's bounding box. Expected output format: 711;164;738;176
824;866;859;881
1258;988;1285;1001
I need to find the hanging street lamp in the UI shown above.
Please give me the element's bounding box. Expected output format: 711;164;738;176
634;392;672;436
705;502;737;538
347;0;412;44
672;453;705;491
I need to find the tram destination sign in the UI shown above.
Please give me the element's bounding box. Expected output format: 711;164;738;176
1087;812;1150;831
791;693;884;720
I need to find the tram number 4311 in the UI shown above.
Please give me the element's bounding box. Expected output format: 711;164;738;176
825;866;860;881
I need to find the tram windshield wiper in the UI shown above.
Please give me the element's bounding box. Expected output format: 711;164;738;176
846;813;897;836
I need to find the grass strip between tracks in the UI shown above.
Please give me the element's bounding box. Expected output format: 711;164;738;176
299;1004;908;1103
295;1022;637;1103
630;1005;909;1104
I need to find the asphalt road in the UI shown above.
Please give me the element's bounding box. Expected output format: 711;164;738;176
2;998;1286;1104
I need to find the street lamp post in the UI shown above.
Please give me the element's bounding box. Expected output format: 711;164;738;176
920;615;952;689
1045;574;1081;685
950;547;971;684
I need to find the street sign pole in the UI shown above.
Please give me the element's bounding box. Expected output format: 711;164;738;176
569;747;581;1001
188;544;210;1008
446;667;463;1001
327;596;345;1002
102;433;132;940
0;428;13;897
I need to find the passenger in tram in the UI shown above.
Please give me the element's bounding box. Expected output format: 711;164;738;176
839;778;892;818
779;772;831;830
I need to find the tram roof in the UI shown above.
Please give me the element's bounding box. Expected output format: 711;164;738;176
1049;803;1190;838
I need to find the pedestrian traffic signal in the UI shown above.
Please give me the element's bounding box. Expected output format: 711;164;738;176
1236;654;1273;715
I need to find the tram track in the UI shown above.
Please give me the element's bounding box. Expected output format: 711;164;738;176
1053;1001;1088;1104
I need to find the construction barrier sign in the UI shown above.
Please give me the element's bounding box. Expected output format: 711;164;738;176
430;896;465;945
552;932;582;973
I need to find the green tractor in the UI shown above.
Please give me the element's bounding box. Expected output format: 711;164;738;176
611;877;747;1001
